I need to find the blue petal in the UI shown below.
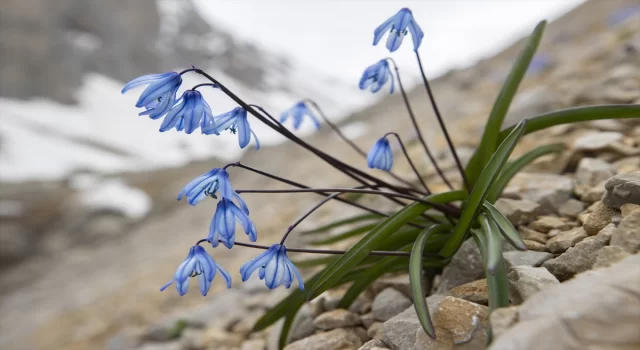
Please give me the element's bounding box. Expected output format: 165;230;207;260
136;74;180;108
250;129;261;150
218;200;237;249
240;245;278;281
216;263;233;288
407;19;424;51
208;207;223;248
230;203;257;241
186;92;206;134
285;258;305;291
160;278;175;292
263;248;285;289
386;29;405;52
373;15;396;46
237;112;251;149
122;72;173;94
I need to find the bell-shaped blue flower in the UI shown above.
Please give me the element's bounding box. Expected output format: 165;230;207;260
160;245;232;296
208;198;258;249
280;102;321;130
367;136;393;171
160;90;215;134
373;8;424;52
240;244;304;290
122;72;183;120
359;59;395;94
177;168;249;213
203;107;260;150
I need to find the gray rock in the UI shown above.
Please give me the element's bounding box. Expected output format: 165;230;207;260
573;131;624;152
503;173;574;214
241;339;267;350
518;227;547;244
507;266;560;304
528;216;571;233
523;239;546;252
580;179;608;204
313;309;361;330
621;203;640;217
288;304;317;342
445;279;489;305
179;328;206;350
494;198;542;225
542;228;612;281
360;313;376;329
367;322;384;340
284;328;363;350
545;227;587;253
593;246;631;269
434;239;484;294
610;208;640;253
602;172;640;208
575;158;616;192
505;86;559;125
490;255;640;350
558;199;585;218
382;295;488;350
371;274;412;299
489;306;519;340
583;201;617;235
105;328;145;350
503;251;553;268
359;339;389;350
136;341;182;350
371;288;412;322
0;223;31;263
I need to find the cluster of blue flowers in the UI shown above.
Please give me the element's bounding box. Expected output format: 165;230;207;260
122;7;423;297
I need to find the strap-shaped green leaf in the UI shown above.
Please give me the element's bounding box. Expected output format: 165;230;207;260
477;213;502;273
483;201;526;251
308;190;467;300
278;310;296;349
301;213;381;235
471;230;510;312
310;223;377;245
440;121;527;257
487;143;565;203
337;255;404;309
409;224;451;339
467;20;546;186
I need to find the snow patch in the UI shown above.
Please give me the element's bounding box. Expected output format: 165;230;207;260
71;174;152;220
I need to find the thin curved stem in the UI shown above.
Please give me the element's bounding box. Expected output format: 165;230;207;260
179;68;199;75
384;132;431;194
415;52;469;190
191;83;218;90
281;191;343;244
385;58;453;190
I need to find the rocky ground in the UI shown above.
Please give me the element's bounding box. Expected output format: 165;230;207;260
1;0;640;349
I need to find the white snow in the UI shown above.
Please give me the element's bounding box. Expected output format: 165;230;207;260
71;174;152;219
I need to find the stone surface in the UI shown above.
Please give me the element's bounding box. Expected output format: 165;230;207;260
493;198;542;225
580;179;608;203
593;246;631;269
434;239;484;294
489;306;519;340
371;274;412;299
382;295;488;350
583;201;617;235
313;309;361;330
504;173;574;214
558;198;585;218
359;339;389;350
522;239;546;252
610;209;640;253
284;328;364;350
573;131;624;152
602;172;640;208
503;251;553;268
241;339;267;350
490;255;640;350
288;305;316;343
621;203;640;217
371;288;412;322
542;227;612;281
528;216;571;233
546;227;588;253
445;279;489;305
360;313;376;329
367;322;384;340
575;157;616;193
517;227;547;244
507;266;560;304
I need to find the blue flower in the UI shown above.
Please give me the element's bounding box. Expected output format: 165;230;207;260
373;8;424;52
359;59;395;94
280;102;321;130
203;107;260;150
367;136;393;171
122;72;182;120
160;90;215;134
160;245;232;296
177;168;248;213
240;244;304;290
208;199;258;249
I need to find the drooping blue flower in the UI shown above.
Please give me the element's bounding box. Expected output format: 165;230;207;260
373;8;424;52
359;59;395;94
177;168;249;213
159;90;215;134
367;136;393;171
280;102;321;130
203;107;260;150
122;72;183;120
240;244;304;290
160;245;232;296
208;198;258;249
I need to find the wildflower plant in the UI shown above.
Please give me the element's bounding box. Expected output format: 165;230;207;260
122;6;640;348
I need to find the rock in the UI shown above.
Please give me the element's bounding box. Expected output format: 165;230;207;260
367;322;384;340
284;328;363;350
575;158;616;194
583;201;617;235
136;341;182;350
490;255;640;350
602;172;640;208
382;295;488;350
317;289;347;312
144;320;188;342
545;227;587;253
371;288;412;322
610;209;640;253
313;309;361;330
359;339;389;350
493;198;542;225
504;86;559;125
613;156;640;173
503;251;553;268
445;279;489;305
558;198;585;218
503;173;574;214
434;239;484;294
621;203;640;217
542;228;611;281
202;328;244;348
580;179;609;203
522;239;546;252
105;328;145;350
0;223;31;263
507;266;560;304
241;339;267;350
371;274;412;299
489;306;519;340
360;313;376;329
517;227;547;244
179;328;206;350
528;216;571;233
573;131;624;152
349;294;373;315
351;327;370;343
593;246;631;269
288;305;316;342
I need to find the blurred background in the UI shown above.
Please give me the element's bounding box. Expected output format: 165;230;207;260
1;0;638;349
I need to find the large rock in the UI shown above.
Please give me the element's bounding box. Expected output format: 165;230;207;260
502;251;553;268
284;328;364;350
489;306;519;340
593;246;631;269
545;227;588;253
503;173;574;214
434;239;484;294
490;255;640;350
313;309;361;330
288;304;317;343
493;198;541;225
602;172;640;208
528;216;570;233
507;266;559;304
558;198;585;219
372;288;412;322
382;295;488;350
445;279;489;305
610;208;640;253
574;158;616;195
583;201;617;235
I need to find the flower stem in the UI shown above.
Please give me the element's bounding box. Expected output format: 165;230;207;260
384;132;431;194
280;191;343;244
191;83;219;90
415;52;469;190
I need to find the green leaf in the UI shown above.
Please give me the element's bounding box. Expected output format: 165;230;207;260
310;223;377;246
337;255;404;309
483;201;526;251
471;230;510;312
487;143;565;203
477;213;502;273
467;20;547;186
279;310;296;349
440;121;527;257
308;190;468;300
301;213;382;235
410;224;451;339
